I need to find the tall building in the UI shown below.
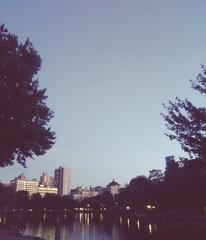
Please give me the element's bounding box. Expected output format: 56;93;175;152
54;167;71;196
40;172;53;187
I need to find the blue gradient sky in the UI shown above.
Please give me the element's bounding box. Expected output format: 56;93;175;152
0;0;206;188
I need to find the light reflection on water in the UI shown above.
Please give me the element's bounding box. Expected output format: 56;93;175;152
0;213;160;240
148;223;152;235
2;212;206;240
119;216;123;225
127;218;130;229
137;220;140;230
0;213;158;240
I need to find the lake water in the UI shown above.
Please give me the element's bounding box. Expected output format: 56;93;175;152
1;212;206;240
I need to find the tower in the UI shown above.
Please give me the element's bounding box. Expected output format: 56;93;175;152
54;167;71;195
40;172;53;187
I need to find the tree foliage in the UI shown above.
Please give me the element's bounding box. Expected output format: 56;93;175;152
117;176;155;211
162;66;206;161
0;24;55;167
148;169;164;183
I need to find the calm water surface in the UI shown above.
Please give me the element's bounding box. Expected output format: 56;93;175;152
1;212;206;240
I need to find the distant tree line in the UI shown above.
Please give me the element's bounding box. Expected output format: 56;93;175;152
116;159;206;215
0;185;76;211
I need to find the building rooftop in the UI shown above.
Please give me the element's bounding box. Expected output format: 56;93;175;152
106;179;120;187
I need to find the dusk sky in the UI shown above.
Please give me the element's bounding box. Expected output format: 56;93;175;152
0;0;206;188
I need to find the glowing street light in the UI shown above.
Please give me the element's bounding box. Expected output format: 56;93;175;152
146;205;156;209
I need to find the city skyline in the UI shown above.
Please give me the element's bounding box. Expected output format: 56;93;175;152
4;156;173;189
8;168;122;191
0;1;206;187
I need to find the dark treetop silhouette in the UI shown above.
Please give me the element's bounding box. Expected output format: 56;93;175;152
162;65;206;162
0;24;55;167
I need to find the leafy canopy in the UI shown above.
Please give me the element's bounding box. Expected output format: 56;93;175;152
0;24;55;167
162;65;206;161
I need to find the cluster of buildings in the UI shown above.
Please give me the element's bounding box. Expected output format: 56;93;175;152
10;166;121;200
70;179;120;201
9;156;178;201
69;155;178;201
10;156;178;200
11;166;71;197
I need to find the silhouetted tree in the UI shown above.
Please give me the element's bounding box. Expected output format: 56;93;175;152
60;195;76;210
13;191;29;210
30;193;43;210
162;66;206;161
165;159;179;182
0;24;55;167
43;193;60;210
0;183;14;209
117;176;155;212
130;176;155;210
81;191;114;211
161;158;206;213
149;169;164;183
94;191;114;209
